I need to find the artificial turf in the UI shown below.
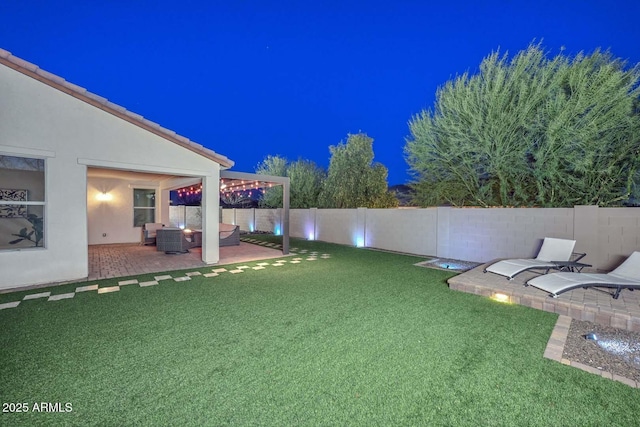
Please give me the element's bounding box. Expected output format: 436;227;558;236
1;236;638;426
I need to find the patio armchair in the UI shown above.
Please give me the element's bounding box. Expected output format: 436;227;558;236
483;237;577;280
526;251;640;299
219;223;240;247
142;222;164;245
156;228;196;254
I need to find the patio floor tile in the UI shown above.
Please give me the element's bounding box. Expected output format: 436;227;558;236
76;284;99;293
48;293;75;301
24;292;51;300
139;281;159;287
0;301;20;310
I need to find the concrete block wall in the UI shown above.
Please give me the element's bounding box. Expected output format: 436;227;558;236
365;208;437;256
219;206;640;270
315;209;360;246
444;208;574;262
255;209;281;234
169;206;202;230
597;208;640;270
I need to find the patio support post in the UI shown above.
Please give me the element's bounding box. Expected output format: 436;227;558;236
201;173;220;264
282;177;290;254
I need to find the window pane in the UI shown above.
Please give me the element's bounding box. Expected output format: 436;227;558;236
0;204;45;250
134;189;155;208
134;208;155;227
1;155;46;251
0;156;45;202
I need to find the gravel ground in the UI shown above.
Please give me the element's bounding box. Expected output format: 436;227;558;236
563;319;640;382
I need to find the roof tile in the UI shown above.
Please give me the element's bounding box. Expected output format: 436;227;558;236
35;68;66;85
61;80;87;94
8;54;39;72
84;91;108;105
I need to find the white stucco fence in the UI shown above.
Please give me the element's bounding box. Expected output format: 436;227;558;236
217;206;640;271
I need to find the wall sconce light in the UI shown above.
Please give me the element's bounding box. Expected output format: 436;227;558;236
96;192;113;202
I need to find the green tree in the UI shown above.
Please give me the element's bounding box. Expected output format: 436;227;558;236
256;155;325;208
405;43;640;207
319;133;398;208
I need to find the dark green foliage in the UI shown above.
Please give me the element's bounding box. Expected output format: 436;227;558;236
256;155;325;208
405;43;640;207
319;133;398;208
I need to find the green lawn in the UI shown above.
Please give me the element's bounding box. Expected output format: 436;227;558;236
1;236;637;426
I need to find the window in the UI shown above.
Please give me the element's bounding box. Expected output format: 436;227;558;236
0;155;45;250
133;188;156;227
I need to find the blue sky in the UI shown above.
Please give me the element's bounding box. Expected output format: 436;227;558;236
2;1;639;184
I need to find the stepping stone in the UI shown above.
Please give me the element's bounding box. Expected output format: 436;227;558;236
186;272;202;276
98;286;120;294
154;275;172;281
229;269;244;274
271;263;284;267
306;258;317;261
290;247;299;251
174;277;191;282
293;258;303;261
139;281;159;287
203;272;219;278
48;293;75;301
290;260;301;264
23;292;51;300
118;279;138;286
76;284;99;293
257;262;270;266
252;266;265;270
213;268;227;273
237;266;250;270
0;301;20;310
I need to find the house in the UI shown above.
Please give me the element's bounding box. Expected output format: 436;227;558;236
0;49;234;290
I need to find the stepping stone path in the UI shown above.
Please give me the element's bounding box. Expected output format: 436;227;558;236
0;244;331;311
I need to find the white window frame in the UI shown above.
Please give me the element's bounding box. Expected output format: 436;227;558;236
0;153;47;251
132;187;157;227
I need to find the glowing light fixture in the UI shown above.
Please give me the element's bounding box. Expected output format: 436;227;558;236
96;192;113;202
492;293;510;303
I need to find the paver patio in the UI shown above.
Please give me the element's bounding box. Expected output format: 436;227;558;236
88;241;287;280
448;262;640;331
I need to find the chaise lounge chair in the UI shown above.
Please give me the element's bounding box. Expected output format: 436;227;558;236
526;251;640;299
484;237;578;280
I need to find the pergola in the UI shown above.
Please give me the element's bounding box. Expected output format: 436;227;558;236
220;170;290;254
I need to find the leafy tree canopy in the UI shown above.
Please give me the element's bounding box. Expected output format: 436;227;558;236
405;43;640;207
319;133;398;208
256;155;325;208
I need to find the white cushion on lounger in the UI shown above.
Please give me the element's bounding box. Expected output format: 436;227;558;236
527;252;640;298
484;237;576;279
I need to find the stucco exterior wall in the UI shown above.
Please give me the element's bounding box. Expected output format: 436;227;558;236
0;62;222;289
